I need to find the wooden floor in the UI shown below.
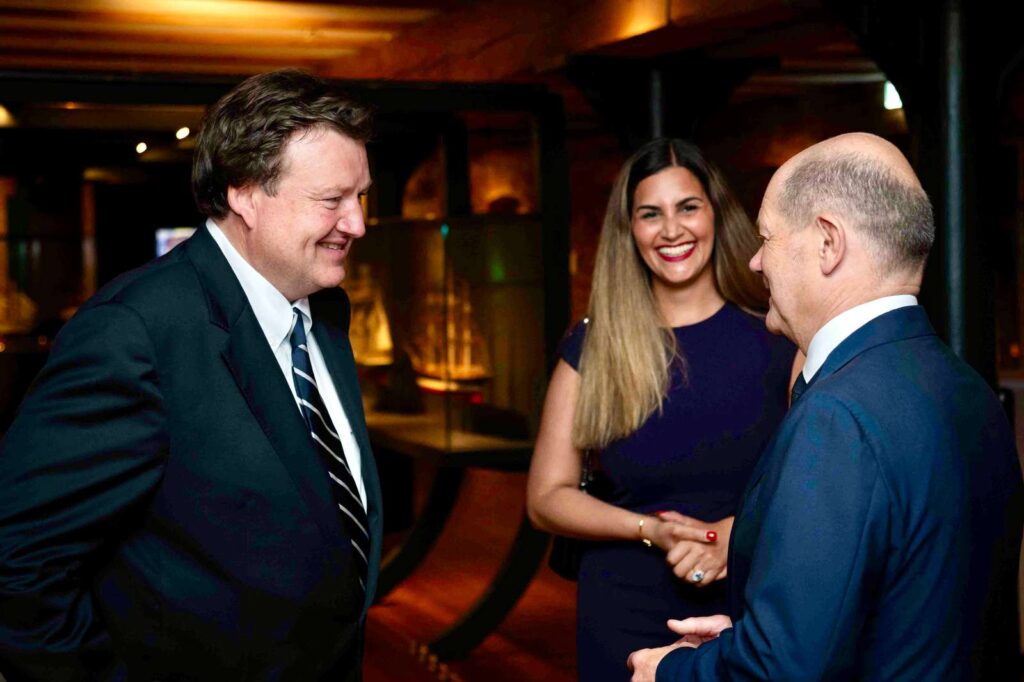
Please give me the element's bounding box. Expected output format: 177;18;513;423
365;468;577;682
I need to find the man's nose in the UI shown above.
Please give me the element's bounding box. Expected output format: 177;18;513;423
749;247;762;273
340;205;366;238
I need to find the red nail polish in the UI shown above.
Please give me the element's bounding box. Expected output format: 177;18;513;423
654;510;668;517
706;531;718;542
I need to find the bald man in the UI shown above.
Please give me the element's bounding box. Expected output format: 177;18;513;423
628;133;1024;681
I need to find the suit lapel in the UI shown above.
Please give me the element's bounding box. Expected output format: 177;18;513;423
310;290;384;614
183;227;349;565
222;310;348;553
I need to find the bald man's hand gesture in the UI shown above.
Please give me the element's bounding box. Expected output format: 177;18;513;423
627;616;732;681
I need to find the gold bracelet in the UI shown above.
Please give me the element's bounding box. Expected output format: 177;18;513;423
638;517;653;547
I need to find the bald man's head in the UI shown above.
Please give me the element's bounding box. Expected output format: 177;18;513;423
772;132;934;274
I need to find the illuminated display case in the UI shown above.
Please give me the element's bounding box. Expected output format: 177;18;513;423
348;214;546;449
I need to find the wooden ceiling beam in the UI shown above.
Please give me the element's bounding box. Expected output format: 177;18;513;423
0;10;413;32
0;0;436;24
0;35;356;59
0;53;321;76
0;15;396;44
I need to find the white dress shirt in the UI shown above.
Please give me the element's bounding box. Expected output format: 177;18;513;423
802;294;918;382
207;219;367;508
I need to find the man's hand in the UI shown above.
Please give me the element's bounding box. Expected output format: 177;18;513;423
669;614;733;646
626;615;734;681
627;640;693;682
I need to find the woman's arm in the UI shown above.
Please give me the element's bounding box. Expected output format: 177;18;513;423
526;360;709;552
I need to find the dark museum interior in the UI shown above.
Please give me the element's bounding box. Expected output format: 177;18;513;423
0;1;1022;680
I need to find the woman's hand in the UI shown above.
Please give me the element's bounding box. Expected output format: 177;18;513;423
659;513;734;587
646;514;716;554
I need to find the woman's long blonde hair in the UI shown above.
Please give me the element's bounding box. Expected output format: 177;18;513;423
572;139;767;450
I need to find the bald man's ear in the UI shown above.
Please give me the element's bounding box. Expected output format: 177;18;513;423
226;184;258;229
815;215;845;276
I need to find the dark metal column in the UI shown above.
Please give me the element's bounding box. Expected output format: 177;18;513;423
537;93;572;369
941;0;967;360
650;67;664;139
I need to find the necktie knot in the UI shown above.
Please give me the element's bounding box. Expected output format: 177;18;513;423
290;307;305;339
290;308;309;355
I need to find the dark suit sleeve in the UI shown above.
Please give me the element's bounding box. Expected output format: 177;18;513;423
0;302;168;681
657;395;890;681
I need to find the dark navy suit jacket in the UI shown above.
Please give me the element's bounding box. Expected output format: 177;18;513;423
0;226;383;681
658;306;1023;681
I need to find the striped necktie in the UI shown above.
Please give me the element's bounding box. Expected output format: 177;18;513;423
290;308;369;591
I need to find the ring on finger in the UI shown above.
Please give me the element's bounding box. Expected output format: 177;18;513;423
691;569;705;583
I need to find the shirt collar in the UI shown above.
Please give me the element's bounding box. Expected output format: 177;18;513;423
206;218;311;350
803;294;918;381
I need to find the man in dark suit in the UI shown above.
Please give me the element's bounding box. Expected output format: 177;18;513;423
629;132;1023;681
0;69;383;681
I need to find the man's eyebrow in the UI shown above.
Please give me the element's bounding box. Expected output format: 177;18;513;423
310;180;373;195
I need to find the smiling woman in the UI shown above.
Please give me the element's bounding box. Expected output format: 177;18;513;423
527;138;798;682
629;165;718;314
576;139;770;447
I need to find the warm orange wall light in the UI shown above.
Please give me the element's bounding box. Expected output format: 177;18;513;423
566;0;670;53
619;0;669;40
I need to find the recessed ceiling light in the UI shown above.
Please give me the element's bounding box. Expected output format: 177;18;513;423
136;142;148;154
176;126;190;140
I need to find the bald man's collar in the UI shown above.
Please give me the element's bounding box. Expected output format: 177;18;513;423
802;295;918;381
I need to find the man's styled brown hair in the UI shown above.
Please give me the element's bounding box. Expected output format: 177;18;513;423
192;69;373;219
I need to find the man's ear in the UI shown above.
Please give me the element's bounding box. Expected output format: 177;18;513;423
226;185;258;228
815;215;845;276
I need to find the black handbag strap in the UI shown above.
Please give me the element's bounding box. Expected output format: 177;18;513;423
578;449;593;493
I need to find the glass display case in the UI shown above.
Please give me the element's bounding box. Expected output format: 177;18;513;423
348;214;545;455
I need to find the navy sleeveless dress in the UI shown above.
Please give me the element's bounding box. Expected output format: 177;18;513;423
559;303;795;681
